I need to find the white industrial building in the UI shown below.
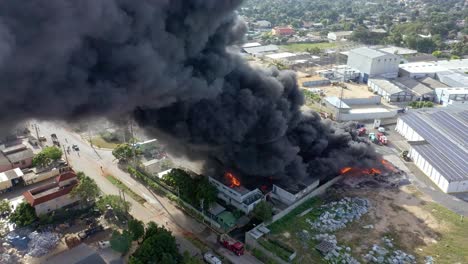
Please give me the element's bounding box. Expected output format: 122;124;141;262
347;47;401;82
399;59;468;81
208;176;263;214
435;87;468;106
271;179;319;205
395;107;468;193
368;79;414;102
327;31;353;41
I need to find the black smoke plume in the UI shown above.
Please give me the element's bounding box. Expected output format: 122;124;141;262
0;0;378;185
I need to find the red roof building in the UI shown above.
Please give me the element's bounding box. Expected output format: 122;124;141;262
23;170;80;215
272;27;295;36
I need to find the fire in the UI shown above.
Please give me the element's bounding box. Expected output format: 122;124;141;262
362;168;382;175
225;172;241;188
381;159;396;172
340;167;352;174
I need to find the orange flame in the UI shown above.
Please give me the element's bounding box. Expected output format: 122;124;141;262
340;167;353;174
381;159;396;172
225;172;241;188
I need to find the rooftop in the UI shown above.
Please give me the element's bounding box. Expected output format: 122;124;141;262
0;168;23;182
394;77;433;95
266;52;296;59
243;45;279;55
369;79;405;94
242;42;261;48
418;77;449;89
6;148;34;163
379;46;417;55
400;108;468;182
349;47;391;59
47;244;106;264
1;144;27;155
24;171;78;206
0;152;10;167
325;97;351;109
329;31;353;36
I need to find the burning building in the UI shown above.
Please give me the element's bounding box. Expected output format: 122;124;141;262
209;172;263;214
0;1;380;189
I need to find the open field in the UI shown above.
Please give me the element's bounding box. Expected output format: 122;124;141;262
264;184;468;264
280;42;337;52
90;136;119;149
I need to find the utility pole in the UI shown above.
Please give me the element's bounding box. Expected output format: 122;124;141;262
129;120;137;167
33;124;42;149
62;145;69;164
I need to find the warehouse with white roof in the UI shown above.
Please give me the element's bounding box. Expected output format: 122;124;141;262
395;107;468;193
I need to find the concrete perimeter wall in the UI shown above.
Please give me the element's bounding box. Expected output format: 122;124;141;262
343;96;381;105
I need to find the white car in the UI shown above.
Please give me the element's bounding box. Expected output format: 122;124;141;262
98;240;111;249
203;252;222;264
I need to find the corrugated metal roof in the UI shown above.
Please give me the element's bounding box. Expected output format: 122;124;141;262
243;45;278;54
394;78;433;95
349;47;389;59
369;79;405;95
6;149;34;163
400;109;468;182
324;97;351;109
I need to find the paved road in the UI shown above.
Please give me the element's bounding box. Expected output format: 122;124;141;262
32;121;262;264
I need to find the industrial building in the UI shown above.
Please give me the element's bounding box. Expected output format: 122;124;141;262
395;107;468;193
347;47;401;82
323;95;397;121
399;59;468;82
435;87;468;106
208;176;263;214
368;79;415;102
243;45;279;56
271;179;319;205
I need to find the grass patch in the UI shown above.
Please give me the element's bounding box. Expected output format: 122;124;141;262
184;234;209;251
105;174;147;204
418;202;468;264
258;238;294;262
269;197;322;234
280;42;337;52
252;248;278;264
90;136;120;149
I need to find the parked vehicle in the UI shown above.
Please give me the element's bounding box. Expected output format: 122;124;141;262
38;136;47;141
377;127;386;134
98;240;111;249
204;252;222;264
78;225;104;240
219;234;244;256
369;132;388;145
72;145;79;151
401;151;411;162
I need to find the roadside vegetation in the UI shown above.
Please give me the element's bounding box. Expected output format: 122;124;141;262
105;174;147;204
32;146;62;167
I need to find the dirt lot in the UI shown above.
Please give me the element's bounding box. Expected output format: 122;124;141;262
266;181;468;264
298;78;375;99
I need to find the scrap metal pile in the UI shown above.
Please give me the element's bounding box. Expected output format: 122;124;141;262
27;231;60;257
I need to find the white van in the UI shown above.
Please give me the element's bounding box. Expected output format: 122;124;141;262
203;252;222;264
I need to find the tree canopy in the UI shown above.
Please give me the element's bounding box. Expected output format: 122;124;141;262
130;222;182;264
112;143;136;163
253;201;273;222
128;219;145;241
70;172;100;203
32;146;63;167
96;195;131;218
110;230;132;254
9;202;37;227
0;199;11;217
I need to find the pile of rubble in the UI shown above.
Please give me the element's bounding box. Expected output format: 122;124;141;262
363;237;417;264
308;197;370;232
314;233;359;264
27;231;60;257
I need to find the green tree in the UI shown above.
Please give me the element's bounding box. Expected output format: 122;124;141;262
9;202;37;226
195;177;218;208
112;144;135;163
252;201;273;222
128;219;145;241
0;199;11;217
96;195;131;218
432;50;443;58
110;230;132;254
130;223;182;264
32;146;63;167
70;172;100;204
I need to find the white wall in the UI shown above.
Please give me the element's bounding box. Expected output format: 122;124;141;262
448;180;468;193
34;194;80;215
395;119;425;141
410;147;450;193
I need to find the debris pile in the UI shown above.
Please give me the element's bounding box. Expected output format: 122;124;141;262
314;233;359;264
363;237;416;264
27;231;60;257
308;197;370;232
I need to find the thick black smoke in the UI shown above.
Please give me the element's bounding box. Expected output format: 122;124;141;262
0;0;378;185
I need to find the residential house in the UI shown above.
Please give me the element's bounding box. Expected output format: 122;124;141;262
272;27;295;36
327;31;353;42
1;144;34;170
23;169;80;215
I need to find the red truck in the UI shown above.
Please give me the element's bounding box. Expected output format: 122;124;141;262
219;234;244;256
